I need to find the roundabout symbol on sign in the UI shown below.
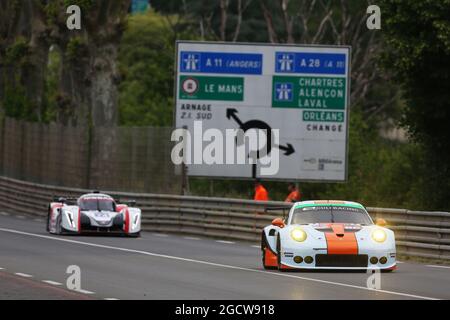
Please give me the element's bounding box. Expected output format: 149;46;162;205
226;108;295;157
181;77;199;95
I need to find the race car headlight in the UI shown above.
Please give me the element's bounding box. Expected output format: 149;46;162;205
371;229;387;243
291;228;307;242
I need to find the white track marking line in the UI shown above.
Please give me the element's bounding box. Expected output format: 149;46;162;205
0;212;9;216
0;267;4;270
184;236;200;240
74;289;94;295
426;265;450;270
42;280;62;286
0;227;438;300
216;240;235;244
396;261;404;264
16;216;25;220
251;245;260;248
152;233;169;237
15;272;33;278
104;298;120;300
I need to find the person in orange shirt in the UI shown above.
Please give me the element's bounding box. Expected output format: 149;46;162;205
285;183;301;203
254;179;269;201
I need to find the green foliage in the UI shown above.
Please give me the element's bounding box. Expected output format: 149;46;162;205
41;48;62;123
380;0;450;210
2;37;34;121
63;0;94;10
66;36;87;62
118;11;198;126
310;110;420;208
46;0;94;22
43;1;58;23
3;80;36;121
5;37;29;65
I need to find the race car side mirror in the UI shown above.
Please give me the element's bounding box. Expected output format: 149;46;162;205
376;218;387;227
272;218;285;228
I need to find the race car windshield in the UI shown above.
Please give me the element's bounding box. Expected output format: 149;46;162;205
291;206;372;225
79;199;115;211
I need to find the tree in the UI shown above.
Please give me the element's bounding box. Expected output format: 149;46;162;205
45;0;131;126
0;0;49;121
257;0;401;119
118;11;196;126
1;1;131;126
380;0;450;210
151;0;266;42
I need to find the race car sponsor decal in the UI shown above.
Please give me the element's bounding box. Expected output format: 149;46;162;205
94;212;110;218
299;205;363;212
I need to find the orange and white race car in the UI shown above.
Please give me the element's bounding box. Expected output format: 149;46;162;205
261;201;396;271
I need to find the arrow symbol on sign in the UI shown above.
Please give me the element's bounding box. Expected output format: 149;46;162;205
278;143;295;156
226;108;296;157
226;108;243;126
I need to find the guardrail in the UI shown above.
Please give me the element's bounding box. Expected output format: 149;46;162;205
0;175;449;261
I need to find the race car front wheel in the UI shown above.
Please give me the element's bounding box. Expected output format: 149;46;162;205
261;232;277;270
276;236;288;272
261;232;269;269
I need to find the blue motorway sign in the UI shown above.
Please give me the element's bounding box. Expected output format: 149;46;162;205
180;51;263;75
275;52;346;75
274;82;293;102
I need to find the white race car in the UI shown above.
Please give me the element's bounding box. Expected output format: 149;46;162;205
262;200;396;271
46;192;141;237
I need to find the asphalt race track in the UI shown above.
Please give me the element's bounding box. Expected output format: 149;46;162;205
1;213;450;300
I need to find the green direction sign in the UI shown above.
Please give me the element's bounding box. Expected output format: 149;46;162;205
179;76;244;101
272;76;346;109
303;110;345;122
